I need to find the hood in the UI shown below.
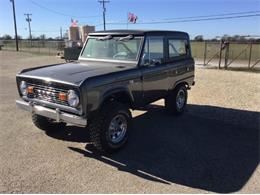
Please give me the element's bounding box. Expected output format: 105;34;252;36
19;61;135;86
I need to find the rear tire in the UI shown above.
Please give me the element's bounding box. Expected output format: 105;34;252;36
32;114;66;131
165;85;187;115
88;102;132;153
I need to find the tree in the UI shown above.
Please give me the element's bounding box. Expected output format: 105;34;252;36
39;34;46;47
39;34;46;40
194;35;204;42
2;34;12;40
222;34;230;41
17;35;22;40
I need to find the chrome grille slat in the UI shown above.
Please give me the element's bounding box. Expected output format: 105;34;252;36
27;83;67;93
27;82;69;106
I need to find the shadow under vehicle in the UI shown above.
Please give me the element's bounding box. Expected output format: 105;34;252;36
46;104;259;193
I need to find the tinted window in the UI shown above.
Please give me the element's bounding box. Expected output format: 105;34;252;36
141;37;164;65
168;39;187;58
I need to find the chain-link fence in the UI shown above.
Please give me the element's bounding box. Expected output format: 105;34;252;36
1;40;65;56
191;41;260;70
1;40;259;70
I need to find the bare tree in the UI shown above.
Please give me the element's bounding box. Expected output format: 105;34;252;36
194;35;204;42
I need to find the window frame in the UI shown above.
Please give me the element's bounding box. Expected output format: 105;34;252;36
139;35;167;67
166;37;190;63
79;35;144;64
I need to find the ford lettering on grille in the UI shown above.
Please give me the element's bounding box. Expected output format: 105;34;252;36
27;83;69;106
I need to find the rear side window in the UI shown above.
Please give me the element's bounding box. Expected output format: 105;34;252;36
168;39;187;58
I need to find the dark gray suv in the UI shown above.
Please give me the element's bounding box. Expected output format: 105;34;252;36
16;30;195;153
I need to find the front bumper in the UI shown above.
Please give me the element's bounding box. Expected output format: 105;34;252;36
16;100;87;127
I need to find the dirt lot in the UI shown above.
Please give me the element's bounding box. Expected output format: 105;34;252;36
0;51;259;193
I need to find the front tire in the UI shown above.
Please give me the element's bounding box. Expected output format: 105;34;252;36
165;85;188;115
32;114;66;131
88;102;132;153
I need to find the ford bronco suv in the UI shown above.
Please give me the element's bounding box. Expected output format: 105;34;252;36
16;30;195;153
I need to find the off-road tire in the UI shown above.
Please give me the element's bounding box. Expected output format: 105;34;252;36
88;102;132;153
32;113;66;131
165;85;187;115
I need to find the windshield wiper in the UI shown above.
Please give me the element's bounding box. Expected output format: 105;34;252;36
117;35;134;41
96;35;113;41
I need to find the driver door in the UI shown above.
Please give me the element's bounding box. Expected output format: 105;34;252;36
140;36;170;103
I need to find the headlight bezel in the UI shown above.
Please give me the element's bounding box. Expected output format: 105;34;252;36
19;81;27;96
67;89;80;108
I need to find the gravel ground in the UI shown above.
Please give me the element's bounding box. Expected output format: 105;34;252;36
0;51;259;193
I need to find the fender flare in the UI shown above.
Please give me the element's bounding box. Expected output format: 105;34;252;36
100;87;134;108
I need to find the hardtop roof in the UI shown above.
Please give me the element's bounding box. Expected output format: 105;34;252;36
89;29;189;38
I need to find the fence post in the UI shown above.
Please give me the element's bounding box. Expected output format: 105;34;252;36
248;42;253;69
203;41;207;66
218;40;223;69
28;40;31;52
48;41;51;56
224;42;229;70
38;41;40;54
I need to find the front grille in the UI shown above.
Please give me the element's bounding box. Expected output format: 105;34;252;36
27;83;69;106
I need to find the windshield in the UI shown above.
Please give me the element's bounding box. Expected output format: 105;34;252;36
80;36;142;61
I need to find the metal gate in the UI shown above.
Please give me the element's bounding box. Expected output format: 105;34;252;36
203;41;260;70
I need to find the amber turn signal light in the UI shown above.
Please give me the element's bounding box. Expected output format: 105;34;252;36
59;92;67;101
27;86;34;94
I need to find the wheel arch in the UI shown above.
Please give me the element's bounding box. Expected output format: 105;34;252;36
100;87;134;109
173;80;190;90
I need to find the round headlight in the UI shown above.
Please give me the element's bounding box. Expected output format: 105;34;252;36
67;90;79;108
20;81;27;96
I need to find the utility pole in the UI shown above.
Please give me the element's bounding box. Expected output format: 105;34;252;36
24;13;32;42
98;0;109;31
10;0;19;51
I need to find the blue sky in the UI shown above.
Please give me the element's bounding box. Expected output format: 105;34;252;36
0;0;259;39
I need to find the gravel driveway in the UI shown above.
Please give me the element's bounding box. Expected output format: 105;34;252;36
0;51;259;193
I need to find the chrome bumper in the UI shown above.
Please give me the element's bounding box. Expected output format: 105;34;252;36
16;100;87;127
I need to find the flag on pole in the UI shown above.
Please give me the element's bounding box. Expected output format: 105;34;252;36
128;12;138;23
71;18;78;27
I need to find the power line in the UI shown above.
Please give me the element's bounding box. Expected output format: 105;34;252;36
140;14;260;24
28;0;101;19
99;10;260;24
98;0;109;31
142;10;260;22
106;13;260;25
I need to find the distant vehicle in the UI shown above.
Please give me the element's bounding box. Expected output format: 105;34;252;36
16;30;195;153
63;40;82;62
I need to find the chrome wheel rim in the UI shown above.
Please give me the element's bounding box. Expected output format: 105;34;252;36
108;114;128;144
176;89;186;110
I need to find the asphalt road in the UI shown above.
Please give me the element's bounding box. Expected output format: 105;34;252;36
0;51;259;193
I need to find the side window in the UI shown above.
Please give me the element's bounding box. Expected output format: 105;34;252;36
168;39;187;58
141;37;164;66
